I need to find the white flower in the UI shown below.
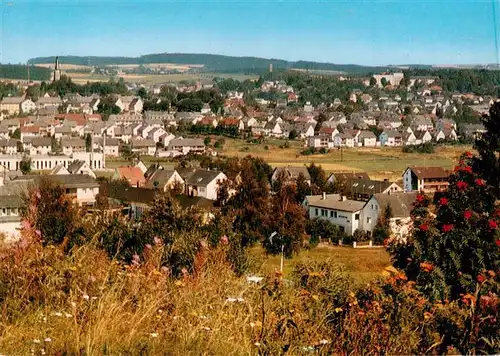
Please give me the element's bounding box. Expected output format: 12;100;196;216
254;342;261;347
71;302;76;308
41;349;46;355
91;296;98;301
150;332;158;338
44;337;52;343
225;297;245;303
82;294;90;301
202;326;211;332
249;322;256;328
51;312;63;317
319;339;329;345
246;276;263;284
65;313;72;318
199;315;208;320
33;339;41;344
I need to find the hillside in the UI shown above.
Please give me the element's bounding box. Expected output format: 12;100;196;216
0;64;51;81
29;53;391;74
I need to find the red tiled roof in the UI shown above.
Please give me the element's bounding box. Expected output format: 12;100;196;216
20;125;40;133
116;167;146;187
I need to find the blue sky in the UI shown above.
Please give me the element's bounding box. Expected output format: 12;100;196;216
0;0;499;65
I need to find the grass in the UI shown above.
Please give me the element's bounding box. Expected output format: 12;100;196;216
249;244;391;285
221;138;470;180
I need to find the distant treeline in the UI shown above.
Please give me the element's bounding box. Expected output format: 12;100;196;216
29;53;396;74
0;64;51;81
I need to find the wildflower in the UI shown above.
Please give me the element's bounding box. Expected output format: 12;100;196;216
488;220;497;229
202;326;211;332
91;296;97;301
420;261;434;272
41;349;46;355
439;197;448;206
416;194;425;202
132;254;140;266
64;313;72;318
150;332;158;338
44;338;52;343
477;274;486;283
475;178;486;186
220;235;229;245
442;224;454;232
254;342;261;347
181;268;188;275
88;275;96;283
246;276;263;284
463;165;472;173
82;294;90;301
318;339;329;345
35;230;41;237
496;239;500;247
465;151;473;158
249;322;256;328
33;339;41;344
36;191;41;199
334;307;343;313
153;236;162;245
51;312;62;317
487;270;496;278
424;312;433;320
145;244;152;250
225;297;245;303
456;181;468;190
454;165;461;172
464;210;472;220
419;224;429;231
461;293;476;305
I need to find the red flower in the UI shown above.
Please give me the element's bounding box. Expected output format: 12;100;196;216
456;181;468;190
475;178;485;186
477;275;486;283
459;160;465;166
420;261;434;272
465;151;473;158
488;220;498;229
442;224;454;232
439;197;448;206
463;166;472;173
464;210;472;220
416;194;425;202
454;166;461;172
496;240;500;247
420;224;429;231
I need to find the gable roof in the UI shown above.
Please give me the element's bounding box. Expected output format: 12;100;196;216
144;169;179;189
185;169;224;187
273;166;311;181
370;192;417;219
343;178;398;196
115;166;146;187
329;172;370;182
15;174;99;188
67;160;88;174
407;166;450;179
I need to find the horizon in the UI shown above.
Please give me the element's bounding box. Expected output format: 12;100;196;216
0;0;499;66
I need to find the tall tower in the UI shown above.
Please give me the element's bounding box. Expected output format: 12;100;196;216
269;63;273;73
53;56;61;82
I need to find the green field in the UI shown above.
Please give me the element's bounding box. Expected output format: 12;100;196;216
249;244;391;285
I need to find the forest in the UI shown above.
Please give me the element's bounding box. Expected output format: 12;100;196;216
0;64;51;81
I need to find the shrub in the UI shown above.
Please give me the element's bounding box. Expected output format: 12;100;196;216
402;142;435;154
352;228;369;242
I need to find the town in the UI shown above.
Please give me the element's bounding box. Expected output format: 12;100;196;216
0;58;495;242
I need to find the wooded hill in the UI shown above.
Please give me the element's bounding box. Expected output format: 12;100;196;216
0;64;51;81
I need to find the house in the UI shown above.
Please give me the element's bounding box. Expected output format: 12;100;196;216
357;130;377;147
318;126;339;140
144;169;184;192
333;133;355;148
128;98;144;113
130;139;156;156
20;98;36;114
402;166;450;193
434;128;458;142
134;160;148;174
219;118;245;131
327;172;370;186
379;130;403;146
67;160;96;179
36;96;62;110
147;127;168;143
435;118;457;132
294;123;315;138
167;138;205;155
461;123;486;140
410;115;434;132
307;135;332;149
29;137;52;155
361;192;417;241
14;174;99;206
61;138;86;155
271;166;311;185
264;121;283;137
0;97;24;115
341;178;403;201
185;169;227;201
0;178;24;241
0;126;9;139
113;166;146;187
303;193;365;235
0;139;19;155
404;131;417;146
414;130;433;144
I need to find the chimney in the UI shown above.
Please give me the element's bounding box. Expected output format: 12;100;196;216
384;178;389;182
341;195;347;201
322;192;326;200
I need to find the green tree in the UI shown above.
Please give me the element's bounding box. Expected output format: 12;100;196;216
369;77;377;87
295;172;311;204
20;156;31;174
10;128;20;139
137;87;148;100
98;96;121;120
85;134;92;152
203;136;211;146
288;129;298;140
373;203;392;245
307;163;328;194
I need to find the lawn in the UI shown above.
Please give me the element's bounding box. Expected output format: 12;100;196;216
249;244;391;285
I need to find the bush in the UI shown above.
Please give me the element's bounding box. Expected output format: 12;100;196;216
402;142;435;153
306;218;341;243
352;228;369;242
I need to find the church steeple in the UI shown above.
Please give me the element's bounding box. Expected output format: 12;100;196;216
53;56;61;82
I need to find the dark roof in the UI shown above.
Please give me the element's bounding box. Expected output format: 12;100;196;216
144;170;178;189
31;137;52;147
0;182;25;208
305;194;365;212
273;166;311;181
176;167;197;180
370;192;417;219
15;174;99;189
407;166;450;179
67;160;87;174
100;183;158;205
185;169;225;186
175;195;214;210
330;172;370;182
343;178;397;196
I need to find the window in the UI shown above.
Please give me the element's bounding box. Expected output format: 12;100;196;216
367;217;372;224
330;211;334;218
355;213;359;221
315;208;318;216
333;211;337;218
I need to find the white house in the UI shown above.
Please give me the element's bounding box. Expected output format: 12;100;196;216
144;169;185;191
20;99;36;114
303;193;365;236
402;166;450;193
67;160;97;179
185;169;227;201
357;131;377;147
0;176;23;241
361;192;417;241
